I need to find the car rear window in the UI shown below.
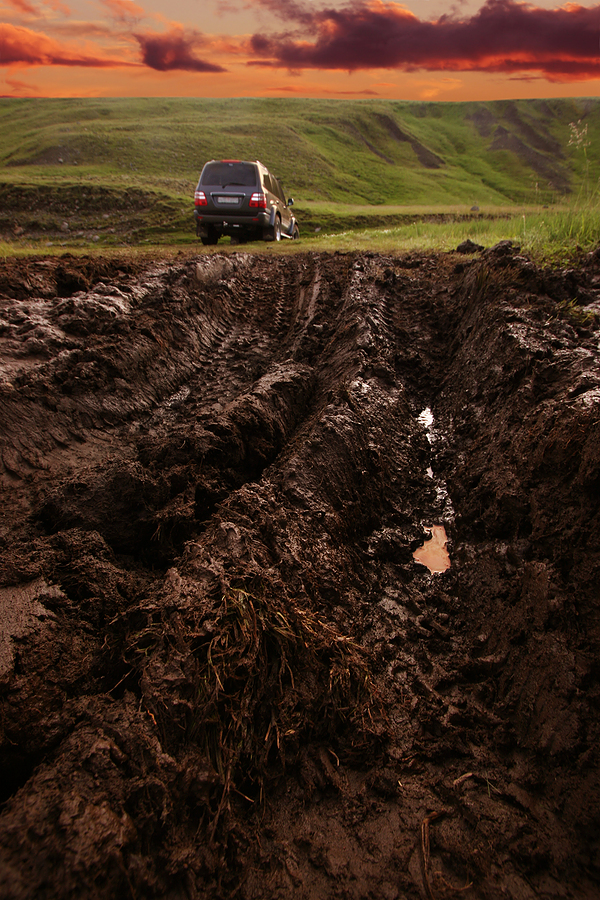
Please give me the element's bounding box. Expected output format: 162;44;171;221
201;162;257;187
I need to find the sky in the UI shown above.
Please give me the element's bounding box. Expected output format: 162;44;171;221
1;0;600;100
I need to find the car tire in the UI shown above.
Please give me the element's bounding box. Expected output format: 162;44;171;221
265;216;281;242
292;224;299;240
201;227;219;246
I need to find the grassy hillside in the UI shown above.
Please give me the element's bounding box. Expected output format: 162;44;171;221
1;96;599;202
0;96;598;251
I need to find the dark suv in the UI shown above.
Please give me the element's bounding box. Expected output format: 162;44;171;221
194;159;299;245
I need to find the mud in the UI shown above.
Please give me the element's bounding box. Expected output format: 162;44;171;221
0;244;599;899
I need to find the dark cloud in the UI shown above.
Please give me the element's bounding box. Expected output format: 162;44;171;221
247;0;600;81
135;29;227;72
247;0;318;28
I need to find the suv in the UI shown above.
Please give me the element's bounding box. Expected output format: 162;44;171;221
194;159;299;245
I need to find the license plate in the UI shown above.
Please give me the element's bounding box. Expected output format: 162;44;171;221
217;197;239;204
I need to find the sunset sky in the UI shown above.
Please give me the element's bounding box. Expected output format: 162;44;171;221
1;0;599;100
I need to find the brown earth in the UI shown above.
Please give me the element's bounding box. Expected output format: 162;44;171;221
0;244;599;899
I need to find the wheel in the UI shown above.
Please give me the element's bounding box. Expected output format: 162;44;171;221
292;224;299;240
201;227;219;246
265;216;281;242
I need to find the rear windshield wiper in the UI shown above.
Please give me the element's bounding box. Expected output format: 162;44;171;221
221;181;247;188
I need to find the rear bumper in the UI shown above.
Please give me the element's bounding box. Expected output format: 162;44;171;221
194;210;270;230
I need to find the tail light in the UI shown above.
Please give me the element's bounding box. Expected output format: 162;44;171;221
249;192;267;209
194;190;207;206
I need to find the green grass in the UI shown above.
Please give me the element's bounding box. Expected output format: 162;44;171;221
1;96;599;202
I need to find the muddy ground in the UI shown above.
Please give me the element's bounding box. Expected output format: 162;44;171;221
0;244;599;899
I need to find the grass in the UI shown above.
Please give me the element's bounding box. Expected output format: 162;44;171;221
302;204;600;259
129;581;378;800
520;207;600;258
1;96;599;203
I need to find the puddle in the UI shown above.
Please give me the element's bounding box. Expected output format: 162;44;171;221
417;406;434;439
417;406;456;522
413;525;451;574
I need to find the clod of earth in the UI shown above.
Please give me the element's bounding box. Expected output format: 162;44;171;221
0;245;599;899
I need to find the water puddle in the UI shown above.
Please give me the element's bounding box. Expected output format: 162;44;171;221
413;525;451;574
417;404;455;507
417;406;434;437
413;407;453;573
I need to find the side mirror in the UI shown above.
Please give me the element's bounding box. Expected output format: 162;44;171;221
287;198;294;207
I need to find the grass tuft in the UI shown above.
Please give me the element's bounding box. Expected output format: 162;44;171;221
126;579;381;810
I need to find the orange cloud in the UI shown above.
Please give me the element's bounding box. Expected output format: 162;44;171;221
265;83;377;94
0;22;137;66
265;84;312;92
2;74;37;95
99;0;146;21
43;0;71;15
4;0;39;15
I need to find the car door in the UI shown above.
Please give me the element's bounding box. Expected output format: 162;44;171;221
261;172;278;221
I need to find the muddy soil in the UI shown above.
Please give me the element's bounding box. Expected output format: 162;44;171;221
0;184;184;246
0;245;599;899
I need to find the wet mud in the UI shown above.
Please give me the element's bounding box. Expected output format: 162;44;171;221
0;244;599;899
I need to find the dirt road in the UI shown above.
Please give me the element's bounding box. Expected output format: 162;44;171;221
0;245;599;899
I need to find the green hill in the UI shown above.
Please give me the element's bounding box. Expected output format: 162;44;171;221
0;96;598;247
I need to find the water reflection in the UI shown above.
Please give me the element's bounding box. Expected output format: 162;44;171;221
413;525;451;574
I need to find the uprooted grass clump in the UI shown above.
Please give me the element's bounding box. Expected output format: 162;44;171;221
557;297;599;326
125;580;383;806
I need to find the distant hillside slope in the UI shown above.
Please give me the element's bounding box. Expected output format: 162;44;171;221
0;97;598;206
